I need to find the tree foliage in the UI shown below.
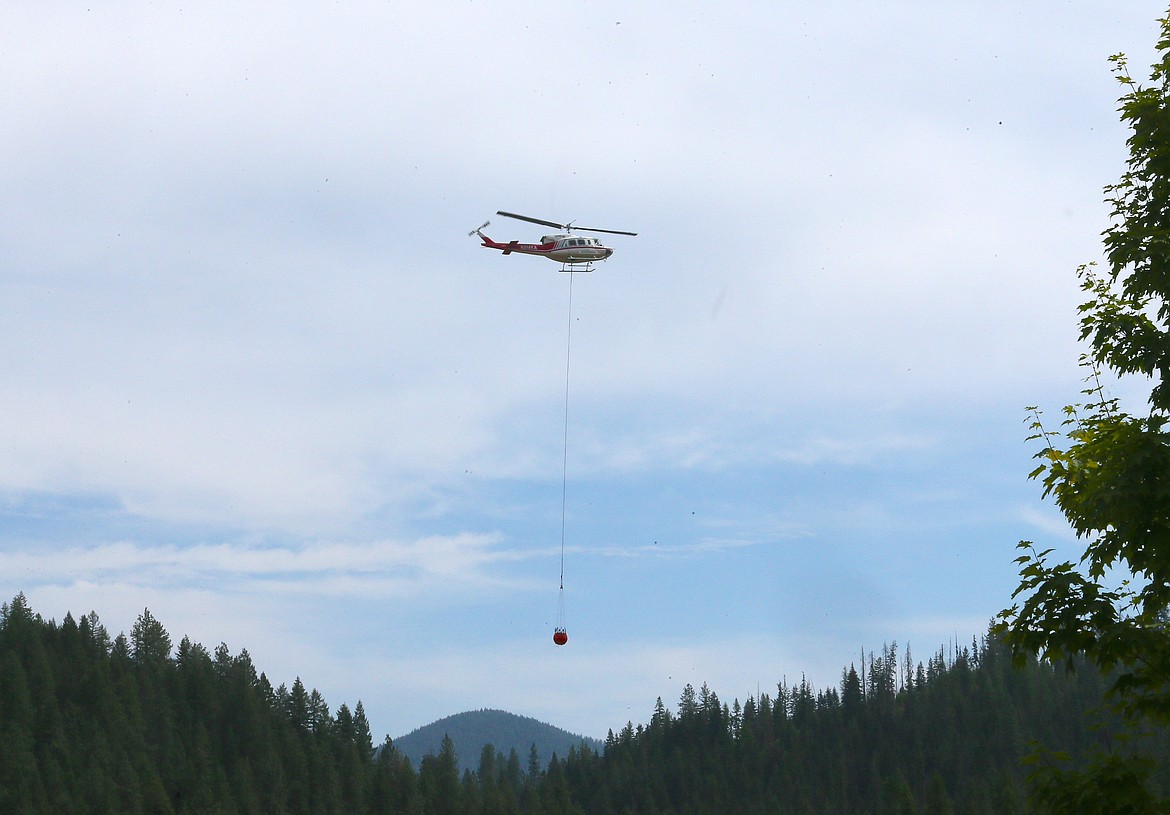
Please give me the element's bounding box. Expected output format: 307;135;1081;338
995;10;1170;811
581;634;1168;815
5;595;1165;814
0;597;420;815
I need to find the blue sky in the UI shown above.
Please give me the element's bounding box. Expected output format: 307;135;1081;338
1;2;1163;741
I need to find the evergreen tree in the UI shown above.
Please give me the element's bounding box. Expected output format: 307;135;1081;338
130;608;172;666
418;734;462;815
353;700;375;760
4;592;1167;814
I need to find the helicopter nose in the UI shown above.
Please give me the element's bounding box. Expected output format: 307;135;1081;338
604;247;614;258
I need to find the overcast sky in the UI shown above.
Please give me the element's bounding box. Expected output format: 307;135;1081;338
1;1;1163;742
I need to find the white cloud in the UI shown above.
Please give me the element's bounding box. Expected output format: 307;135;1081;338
0;531;537;601
1016;504;1078;543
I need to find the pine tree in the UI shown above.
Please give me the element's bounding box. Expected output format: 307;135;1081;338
130;608;172;666
353;700;375;760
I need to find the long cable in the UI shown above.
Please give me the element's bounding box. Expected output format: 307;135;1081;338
559;270;575;595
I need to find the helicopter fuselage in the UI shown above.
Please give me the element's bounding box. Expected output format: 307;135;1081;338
477;229;614;265
471;211;634;270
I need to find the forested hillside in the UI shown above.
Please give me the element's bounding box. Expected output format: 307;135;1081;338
393;709;602;773
2;593;1167;814
581;640;1170;814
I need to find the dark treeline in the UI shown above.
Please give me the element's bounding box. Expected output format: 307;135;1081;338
2;594;1167;814
583;639;1170;815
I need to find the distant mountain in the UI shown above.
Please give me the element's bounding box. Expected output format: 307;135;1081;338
392;709;603;772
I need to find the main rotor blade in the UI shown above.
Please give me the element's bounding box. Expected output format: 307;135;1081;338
574;226;638;236
497;210;637;236
496;211;566;230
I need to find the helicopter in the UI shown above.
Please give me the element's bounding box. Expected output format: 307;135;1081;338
470;210;637;272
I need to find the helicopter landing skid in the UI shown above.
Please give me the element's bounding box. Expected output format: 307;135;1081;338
559;262;594;273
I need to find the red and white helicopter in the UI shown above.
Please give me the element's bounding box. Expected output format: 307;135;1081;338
470;210;637;272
